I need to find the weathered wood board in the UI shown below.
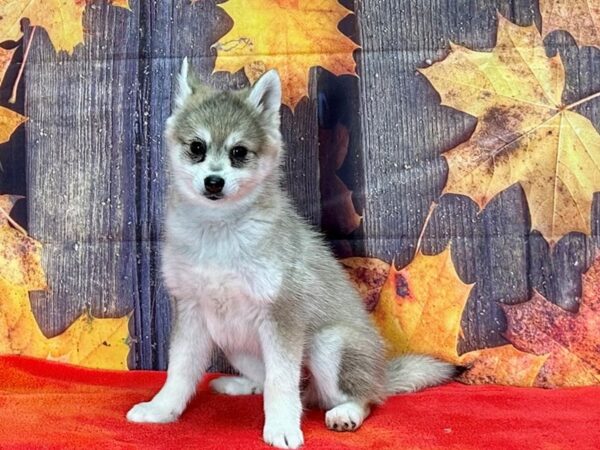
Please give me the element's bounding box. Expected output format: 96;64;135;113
25;3;140;360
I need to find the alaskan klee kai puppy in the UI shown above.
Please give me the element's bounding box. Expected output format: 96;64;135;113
127;59;455;449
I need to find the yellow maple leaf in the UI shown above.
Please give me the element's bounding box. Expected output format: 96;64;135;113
48;313;130;370
0;107;27;145
541;0;600;48
363;247;547;387
420;15;600;243
0;196;45;289
0;46;15;84
372;247;473;362
0;0;131;54
111;0;131;10
0;0;85;54
213;0;359;109
0;196;130;370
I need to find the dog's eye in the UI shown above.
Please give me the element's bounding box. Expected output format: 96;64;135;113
230;146;248;160
189;141;206;161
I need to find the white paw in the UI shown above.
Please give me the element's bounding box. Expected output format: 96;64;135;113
126;400;181;423
325;401;368;432
210;376;263;395
263;419;304;449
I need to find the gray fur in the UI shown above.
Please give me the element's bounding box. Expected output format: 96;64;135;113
386;354;458;394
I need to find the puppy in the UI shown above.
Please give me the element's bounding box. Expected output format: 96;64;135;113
127;59;455;449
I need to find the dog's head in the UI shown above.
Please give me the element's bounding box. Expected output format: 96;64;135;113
165;58;283;208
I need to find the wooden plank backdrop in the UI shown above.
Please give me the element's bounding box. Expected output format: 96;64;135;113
25;4;141;361
0;0;594;369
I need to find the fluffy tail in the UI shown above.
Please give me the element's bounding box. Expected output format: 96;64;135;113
386;354;457;394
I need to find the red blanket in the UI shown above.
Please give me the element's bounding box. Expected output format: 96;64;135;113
0;356;599;449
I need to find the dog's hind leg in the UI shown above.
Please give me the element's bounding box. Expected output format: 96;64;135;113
325;400;371;431
305;326;348;409
307;325;386;431
210;353;265;395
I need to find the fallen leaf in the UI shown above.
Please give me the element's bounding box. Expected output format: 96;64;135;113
111;0;131;9
48;313;130;370
0;0;131;54
503;254;600;387
368;246;547;386
0;278;130;370
458;345;549;387
213;0;359;109
0;195;130;370
341;257;389;312
0;0;86;54
420;15;600;243
0;107;27;145
372;247;473;362
0;195;16;214
0;196;45;289
541;0;600;48
320;124;362;236
0;47;16;84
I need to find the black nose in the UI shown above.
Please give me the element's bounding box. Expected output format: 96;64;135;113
204;175;225;194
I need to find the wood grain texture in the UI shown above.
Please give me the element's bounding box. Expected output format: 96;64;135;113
134;0;173;371
25;4;139;343
355;0;600;354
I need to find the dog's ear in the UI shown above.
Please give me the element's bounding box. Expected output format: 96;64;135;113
247;70;281;123
173;58;212;111
174;57;194;110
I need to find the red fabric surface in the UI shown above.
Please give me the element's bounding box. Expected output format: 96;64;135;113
0;356;599;449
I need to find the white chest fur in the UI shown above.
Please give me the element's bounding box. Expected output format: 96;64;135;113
162;211;283;355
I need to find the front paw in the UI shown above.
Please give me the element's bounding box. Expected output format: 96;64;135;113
263;420;304;449
127;401;181;424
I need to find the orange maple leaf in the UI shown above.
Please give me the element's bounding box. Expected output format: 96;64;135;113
341;257;389;312
0;47;15;83
348;248;548;387
213;0;359;109
0;196;130;370
541;0;600;48
0;107;27;145
503;254;600;387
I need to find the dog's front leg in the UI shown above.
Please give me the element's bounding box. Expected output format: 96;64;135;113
259;319;304;449
127;302;213;423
